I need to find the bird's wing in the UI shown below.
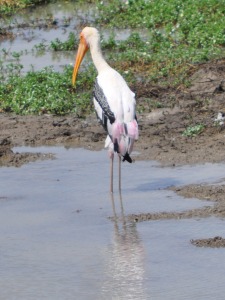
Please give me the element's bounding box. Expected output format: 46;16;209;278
93;79;115;125
95;69;136;121
93;70;138;163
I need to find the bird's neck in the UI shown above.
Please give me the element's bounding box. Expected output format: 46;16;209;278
90;42;111;74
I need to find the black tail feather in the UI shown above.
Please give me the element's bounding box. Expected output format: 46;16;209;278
112;138;132;163
122;152;132;163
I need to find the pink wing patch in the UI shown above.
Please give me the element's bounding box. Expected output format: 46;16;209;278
112;121;124;142
127;120;138;140
111;119;139;156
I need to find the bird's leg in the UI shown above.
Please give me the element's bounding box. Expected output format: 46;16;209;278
118;154;121;192
109;151;114;193
119;192;126;229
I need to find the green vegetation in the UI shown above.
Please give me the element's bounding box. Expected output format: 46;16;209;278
0;0;51;15
182;124;205;137
0;0;95;15
0;0;225;115
33;32;78;53
97;0;225;81
0;65;95;115
50;33;78;51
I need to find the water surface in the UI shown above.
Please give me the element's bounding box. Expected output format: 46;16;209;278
0;0;148;74
0;146;225;299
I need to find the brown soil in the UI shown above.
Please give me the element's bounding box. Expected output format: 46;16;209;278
1;59;225;247
191;236;225;248
128;183;225;221
127;183;225;247
2;59;225;165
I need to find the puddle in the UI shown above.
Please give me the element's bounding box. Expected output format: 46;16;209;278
0;146;225;299
0;0;149;74
0;0;93;73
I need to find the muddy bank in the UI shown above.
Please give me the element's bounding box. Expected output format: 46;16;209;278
0;137;54;167
128;183;225;222
127;182;225;247
2;59;225;165
173;183;225;248
1;59;225;167
191;236;225;248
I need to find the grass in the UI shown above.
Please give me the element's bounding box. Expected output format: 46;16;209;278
50;32;78;51
0;65;96;116
0;0;50;15
96;0;225;82
0;0;225;115
0;0;95;15
182;124;205;137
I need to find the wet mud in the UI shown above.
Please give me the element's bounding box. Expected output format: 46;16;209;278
2;59;225;167
128;182;225;247
1;62;225;237
191;236;225;248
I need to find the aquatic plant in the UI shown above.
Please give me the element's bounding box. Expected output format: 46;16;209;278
0;65;96;115
95;0;225;83
50;32;78;51
0;0;52;15
182;124;205;137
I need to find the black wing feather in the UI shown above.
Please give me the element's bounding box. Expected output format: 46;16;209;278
93;80;133;163
93;80;115;125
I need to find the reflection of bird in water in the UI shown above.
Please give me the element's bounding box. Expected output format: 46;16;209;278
72;27;138;193
101;193;147;299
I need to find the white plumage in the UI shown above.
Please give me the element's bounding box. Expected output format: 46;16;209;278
72;27;138;192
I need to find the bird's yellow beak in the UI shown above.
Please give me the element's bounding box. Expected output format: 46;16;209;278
72;35;89;86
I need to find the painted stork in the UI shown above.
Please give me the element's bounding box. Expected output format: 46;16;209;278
72;27;138;193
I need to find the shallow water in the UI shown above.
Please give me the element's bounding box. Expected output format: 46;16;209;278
0;0;144;74
0;0;91;72
1;146;225;299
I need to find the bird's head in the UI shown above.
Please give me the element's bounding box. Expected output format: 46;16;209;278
72;27;99;86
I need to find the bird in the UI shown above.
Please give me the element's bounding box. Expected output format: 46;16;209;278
72;27;138;193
